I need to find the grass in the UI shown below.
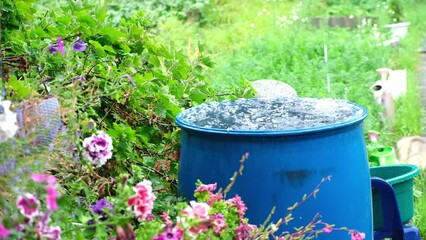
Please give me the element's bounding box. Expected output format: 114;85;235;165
154;0;426;237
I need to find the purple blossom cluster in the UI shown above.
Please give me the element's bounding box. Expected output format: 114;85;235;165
89;198;114;223
48;37;86;56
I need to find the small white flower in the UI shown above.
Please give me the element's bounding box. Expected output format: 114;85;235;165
0;100;19;143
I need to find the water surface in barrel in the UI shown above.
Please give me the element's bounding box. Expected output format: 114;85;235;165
178;98;364;131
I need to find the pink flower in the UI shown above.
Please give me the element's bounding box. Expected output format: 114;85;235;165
127;180;156;221
368;132;380;142
210;214;227;234
351;231;366;240
207;192;223;205
235;223;256;240
0;223;10;238
226;195;247;218
195;183;217;193
30;173;58;211
160;212;173;226
35;223;61;240
16;193;40;218
181;201;210;220
152;226;184;240
83;131;113;167
323;227;332;234
46;185;58;211
31;173;57;185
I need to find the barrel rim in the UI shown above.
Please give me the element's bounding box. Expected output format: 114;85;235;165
175;98;368;136
370;164;421;185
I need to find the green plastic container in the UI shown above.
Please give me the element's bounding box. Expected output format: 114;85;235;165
370;164;420;230
369;146;397;167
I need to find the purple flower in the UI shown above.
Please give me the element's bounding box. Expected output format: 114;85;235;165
16;193;40;219
91;198;113;220
82;131;113;167
48;44;59;54
56;37;65;55
48;37;65;56
72;38;86;52
152;226;184;240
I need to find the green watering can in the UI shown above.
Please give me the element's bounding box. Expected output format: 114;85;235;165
369;146;397;166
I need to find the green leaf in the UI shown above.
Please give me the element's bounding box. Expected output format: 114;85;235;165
103;45;117;54
6;76;34;100
76;11;96;26
89;40;106;55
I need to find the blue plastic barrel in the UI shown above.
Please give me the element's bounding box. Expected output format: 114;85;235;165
175;98;372;239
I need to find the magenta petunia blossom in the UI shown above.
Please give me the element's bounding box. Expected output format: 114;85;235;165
0;223;10;238
30;173;58;211
351;231;366;240
82;131;113;167
72;38;86;52
16;193;40;219
152;226;183;240
35;221;61;240
31;173;57;185
127;180;156;221
46;185;58;211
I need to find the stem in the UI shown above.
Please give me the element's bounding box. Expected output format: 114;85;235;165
61;216;130;235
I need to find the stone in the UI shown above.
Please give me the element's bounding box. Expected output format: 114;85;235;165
250;79;297;98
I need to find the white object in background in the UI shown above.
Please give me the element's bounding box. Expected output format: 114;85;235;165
397;136;426;170
371;68;407;103
385;22;410;40
0;100;19;143
251;79;298;98
387;69;407;100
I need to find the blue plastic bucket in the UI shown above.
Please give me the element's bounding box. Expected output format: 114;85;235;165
175;98;372;239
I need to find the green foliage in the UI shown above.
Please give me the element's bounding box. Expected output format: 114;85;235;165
1;0;242;224
104;0;214;27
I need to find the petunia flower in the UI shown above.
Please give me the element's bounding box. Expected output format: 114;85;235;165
152;226;183;240
91;198;114;222
82;131;113;168
72;38;86;52
351;231;366;240
116;224;136;240
0;223;10;238
46;185;58;211
181;201;210;220
30;173;58;211
16;193;40;219
0;100;19;143
127;180;156;221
